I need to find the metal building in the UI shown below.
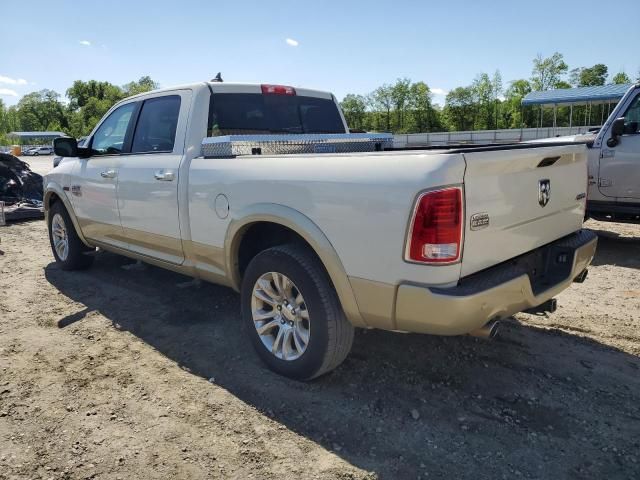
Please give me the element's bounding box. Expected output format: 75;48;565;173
6;131;66;145
521;84;632;135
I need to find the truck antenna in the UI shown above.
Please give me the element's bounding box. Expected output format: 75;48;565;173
211;72;223;82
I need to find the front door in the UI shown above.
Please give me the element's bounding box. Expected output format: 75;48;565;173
599;92;640;200
116;92;189;265
70;102;137;249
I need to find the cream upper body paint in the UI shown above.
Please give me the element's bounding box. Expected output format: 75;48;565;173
44;82;596;334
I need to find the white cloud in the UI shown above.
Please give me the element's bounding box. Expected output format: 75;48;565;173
0;75;28;86
0;88;18;97
285;38;299;47
431;87;448;96
79;40;91;46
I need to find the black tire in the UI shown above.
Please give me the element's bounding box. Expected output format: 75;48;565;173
241;244;354;380
48;201;95;270
33;152;39;156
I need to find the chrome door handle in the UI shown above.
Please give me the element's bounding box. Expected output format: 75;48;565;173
100;169;117;179
154;169;175;181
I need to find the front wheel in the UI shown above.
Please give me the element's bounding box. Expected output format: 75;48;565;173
241;244;354;380
48;201;95;270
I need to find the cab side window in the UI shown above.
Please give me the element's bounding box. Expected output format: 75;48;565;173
131;96;181;153
622;95;640;134
91;103;136;155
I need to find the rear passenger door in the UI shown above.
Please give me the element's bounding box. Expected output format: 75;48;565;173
116;90;191;265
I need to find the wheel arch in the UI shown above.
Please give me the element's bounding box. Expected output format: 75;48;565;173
44;182;92;248
225;204;366;328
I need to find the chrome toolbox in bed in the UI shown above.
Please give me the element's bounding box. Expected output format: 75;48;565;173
201;133;393;158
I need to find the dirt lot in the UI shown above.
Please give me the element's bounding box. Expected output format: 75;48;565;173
12;156;53;178
0;219;639;479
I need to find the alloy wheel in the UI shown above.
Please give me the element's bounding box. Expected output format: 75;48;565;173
51;213;69;261
251;272;310;361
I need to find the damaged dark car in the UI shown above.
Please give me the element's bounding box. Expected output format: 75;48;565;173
0;153;44;222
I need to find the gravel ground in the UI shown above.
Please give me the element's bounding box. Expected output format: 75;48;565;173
14;155;54;176
0;219;639;479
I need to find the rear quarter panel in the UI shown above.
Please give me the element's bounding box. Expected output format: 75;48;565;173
188;151;466;287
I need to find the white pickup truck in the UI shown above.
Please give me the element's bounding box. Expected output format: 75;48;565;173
585;83;640;223
536;83;640;223
46;81;597;380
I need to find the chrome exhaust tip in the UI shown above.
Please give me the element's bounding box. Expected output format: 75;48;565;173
469;320;500;340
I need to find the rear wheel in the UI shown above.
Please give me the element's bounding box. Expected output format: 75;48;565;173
241;244;354;380
48;201;95;270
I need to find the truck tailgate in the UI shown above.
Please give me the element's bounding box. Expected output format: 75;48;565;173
461;144;587;277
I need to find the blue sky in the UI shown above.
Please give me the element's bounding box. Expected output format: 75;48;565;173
1;0;638;107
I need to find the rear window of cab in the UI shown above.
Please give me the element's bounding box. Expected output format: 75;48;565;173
208;93;345;136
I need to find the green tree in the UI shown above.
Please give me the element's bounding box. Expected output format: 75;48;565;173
390;78;411;132
66;80;125;137
16;90;67;132
612;71;631;84
64;77;158;137
371;84;393;132
0;99;7;133
443;86;476;131
407;81;434;132
4;106;20;133
531;52;568;91
502;79;532;128
471;73;494;130
569;64;608;87
340;94;367;130
123;76;159;97
492;70;503;129
66;80;123;110
0;100;8;144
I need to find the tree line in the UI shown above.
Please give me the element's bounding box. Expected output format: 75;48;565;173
0;53;638;145
340;53;638;134
0;77;158;144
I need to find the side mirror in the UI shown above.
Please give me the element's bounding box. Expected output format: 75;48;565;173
611;117;625;137
54;137;78;157
54;137;90;158
607;117;625;147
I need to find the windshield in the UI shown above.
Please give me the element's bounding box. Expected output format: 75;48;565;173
208;93;345;136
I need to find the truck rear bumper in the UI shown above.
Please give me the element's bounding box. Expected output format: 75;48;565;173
394;229;598;335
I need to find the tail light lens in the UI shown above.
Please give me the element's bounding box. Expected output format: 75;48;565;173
405;187;463;264
261;84;296;96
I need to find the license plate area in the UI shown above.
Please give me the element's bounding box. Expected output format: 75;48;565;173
524;245;574;296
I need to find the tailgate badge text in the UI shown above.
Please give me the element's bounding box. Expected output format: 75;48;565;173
470;212;490;230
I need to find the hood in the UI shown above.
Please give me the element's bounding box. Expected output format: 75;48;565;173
525;133;596;146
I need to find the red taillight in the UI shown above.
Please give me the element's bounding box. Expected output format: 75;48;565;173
261;84;296;96
406;187;463;264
